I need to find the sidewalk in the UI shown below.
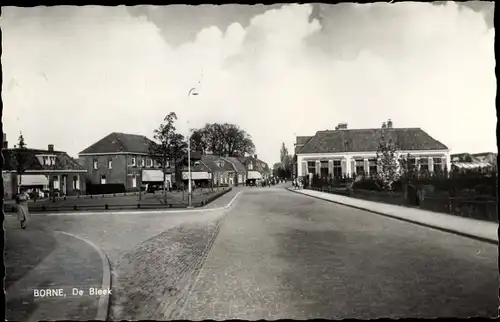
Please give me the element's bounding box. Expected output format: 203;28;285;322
287;188;498;244
5;216;110;321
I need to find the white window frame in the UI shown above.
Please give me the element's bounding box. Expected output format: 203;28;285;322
93;159;98;170
132;175;137;188
140;158;145;167
148;158;153;167
43;156;48;166
49;156;56;166
108;159;112;169
101;175;106;184
131;157;136;167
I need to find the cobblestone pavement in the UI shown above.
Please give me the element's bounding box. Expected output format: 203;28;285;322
4;205;229;320
5;217;103;321
179;187;498;319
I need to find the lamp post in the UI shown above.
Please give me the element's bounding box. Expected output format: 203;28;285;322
187;87;199;208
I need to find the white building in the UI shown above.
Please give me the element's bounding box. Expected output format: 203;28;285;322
294;122;451;179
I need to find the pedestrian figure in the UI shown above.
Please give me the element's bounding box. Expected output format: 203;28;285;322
16;188;30;229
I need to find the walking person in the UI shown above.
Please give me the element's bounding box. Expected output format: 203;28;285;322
16;188;30;229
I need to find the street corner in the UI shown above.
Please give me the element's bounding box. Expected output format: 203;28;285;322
5;228;111;321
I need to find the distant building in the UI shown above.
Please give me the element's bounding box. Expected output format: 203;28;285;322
451;152;497;171
237;154;271;184
78;132;174;191
294;121;451;179
2;135;87;199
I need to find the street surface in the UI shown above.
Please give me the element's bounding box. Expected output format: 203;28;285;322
5;185;498;319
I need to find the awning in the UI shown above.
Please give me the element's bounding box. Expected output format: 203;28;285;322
452;162;492;169
18;174;49;186
247;171;262;179
142;170;164;182
182;172;211;180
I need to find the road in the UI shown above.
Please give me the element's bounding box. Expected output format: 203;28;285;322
6;185;497;319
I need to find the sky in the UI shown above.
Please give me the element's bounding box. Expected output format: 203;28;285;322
1;2;496;166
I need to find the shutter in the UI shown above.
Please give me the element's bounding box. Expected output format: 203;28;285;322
328;160;333;175
350;160;356;176
364;159;369;174
301;162;307;176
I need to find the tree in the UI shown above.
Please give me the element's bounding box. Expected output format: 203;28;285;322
190;123;255;157
149;112;186;203
14;132;28;193
375;130;400;191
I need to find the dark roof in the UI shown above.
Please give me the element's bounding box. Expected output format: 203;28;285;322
201;155;235;172
222;156;246;173
79;132;156;155
298;128;448;154
237;156;270;173
295;136;313;154
3;148;86;172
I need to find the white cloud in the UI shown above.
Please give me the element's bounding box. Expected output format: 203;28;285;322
1;3;496;166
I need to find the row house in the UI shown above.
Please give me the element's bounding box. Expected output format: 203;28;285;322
78;132;174;191
294;121;451;179
2;135;87;199
237;154;271;183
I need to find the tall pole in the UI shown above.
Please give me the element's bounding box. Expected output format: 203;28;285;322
187;87;198;208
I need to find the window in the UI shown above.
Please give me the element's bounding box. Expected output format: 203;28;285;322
148;158;153;167
93;159;98;170
368;159;378;176
307;161;316;175
43;156;48;166
420;158;429;172
108;159;112;169
132;175;137;188
355;159;364;175
50;156;56;166
194;161;200;166
433;157;443;174
73;176;80;190
140;158;145;167
333;160;342;178
131;157;136;167
101;175;106;184
248;162;254;170
320;161;329;178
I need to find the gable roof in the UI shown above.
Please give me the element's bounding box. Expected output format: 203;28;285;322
298;128;448;154
3;148;87;172
201;155;235;172
237;156;270;173
295;136;314;154
79;132;156;155
222;156;247;173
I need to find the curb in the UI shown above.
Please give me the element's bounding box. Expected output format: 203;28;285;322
54;231;112;320
286;188;498;245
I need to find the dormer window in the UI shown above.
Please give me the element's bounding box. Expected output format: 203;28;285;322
140;158;145;167
248;162;253;170
93;159;98;170
194;161;200;166
43;156;48;166
50;156;56;166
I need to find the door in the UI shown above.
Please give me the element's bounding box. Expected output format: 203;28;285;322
132;176;137;188
101;175;107;185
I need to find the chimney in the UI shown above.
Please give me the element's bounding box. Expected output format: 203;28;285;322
48;144;54;152
2;133;7;149
387;119;393;128
382;122;387;129
336;123;348;130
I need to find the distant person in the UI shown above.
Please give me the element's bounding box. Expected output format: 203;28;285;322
16;188;30;229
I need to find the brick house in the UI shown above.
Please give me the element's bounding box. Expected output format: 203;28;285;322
2;136;87;199
78;132;174;192
237;154;271;184
222;156;247;186
200;154;238;186
294;122;451;180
